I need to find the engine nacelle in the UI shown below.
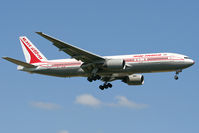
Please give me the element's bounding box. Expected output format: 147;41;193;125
123;74;144;85
103;59;125;70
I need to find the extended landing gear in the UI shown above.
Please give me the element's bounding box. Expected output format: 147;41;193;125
174;75;178;80
87;75;101;82
174;69;182;80
99;83;112;90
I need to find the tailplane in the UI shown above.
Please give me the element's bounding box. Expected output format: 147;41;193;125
19;36;47;64
2;57;36;68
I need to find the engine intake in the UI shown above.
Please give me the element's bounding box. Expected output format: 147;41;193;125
123;74;144;85
103;59;125;70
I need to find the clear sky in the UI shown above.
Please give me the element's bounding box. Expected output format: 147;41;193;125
1;0;199;133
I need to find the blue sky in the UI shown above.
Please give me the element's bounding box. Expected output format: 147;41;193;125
1;0;199;133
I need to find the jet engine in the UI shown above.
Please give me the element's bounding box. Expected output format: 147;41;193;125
103;59;125;70
123;74;144;85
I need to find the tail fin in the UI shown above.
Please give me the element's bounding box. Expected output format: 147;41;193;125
19;36;47;64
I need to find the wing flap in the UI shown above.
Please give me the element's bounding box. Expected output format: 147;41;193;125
36;32;105;63
2;57;36;68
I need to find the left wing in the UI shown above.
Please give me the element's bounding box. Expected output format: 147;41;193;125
36;32;105;63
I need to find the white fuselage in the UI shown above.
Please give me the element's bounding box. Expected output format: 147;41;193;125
19;52;194;78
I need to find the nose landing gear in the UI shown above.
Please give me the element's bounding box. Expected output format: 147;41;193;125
174;75;179;80
174;69;182;80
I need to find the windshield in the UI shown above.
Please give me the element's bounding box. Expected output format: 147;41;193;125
184;56;190;59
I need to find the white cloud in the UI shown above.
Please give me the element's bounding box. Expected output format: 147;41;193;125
75;94;148;109
75;94;101;107
30;101;61;110
57;130;69;133
110;96;148;109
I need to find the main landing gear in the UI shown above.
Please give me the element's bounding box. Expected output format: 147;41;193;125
87;75;101;82
99;82;112;90
86;67;112;90
174;69;182;80
87;75;112;90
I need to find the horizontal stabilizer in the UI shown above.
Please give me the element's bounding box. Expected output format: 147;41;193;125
2;57;36;68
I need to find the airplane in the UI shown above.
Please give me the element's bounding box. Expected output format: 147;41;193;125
2;32;195;90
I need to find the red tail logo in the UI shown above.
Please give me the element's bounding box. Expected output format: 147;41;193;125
20;38;42;63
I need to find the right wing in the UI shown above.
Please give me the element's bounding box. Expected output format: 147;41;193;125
36;32;105;63
2;57;36;68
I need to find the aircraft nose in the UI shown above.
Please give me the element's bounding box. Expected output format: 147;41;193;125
191;59;195;65
186;59;195;66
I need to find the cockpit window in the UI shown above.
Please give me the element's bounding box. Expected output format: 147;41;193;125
184;57;190;59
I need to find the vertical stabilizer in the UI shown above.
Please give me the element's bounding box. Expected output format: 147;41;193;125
19;36;47;64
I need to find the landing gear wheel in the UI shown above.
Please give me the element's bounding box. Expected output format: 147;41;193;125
174;69;182;80
104;85;109;89
99;85;104;90
107;83;112;88
174;75;179;80
99;83;113;90
95;75;101;80
87;75;101;82
87;77;92;82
